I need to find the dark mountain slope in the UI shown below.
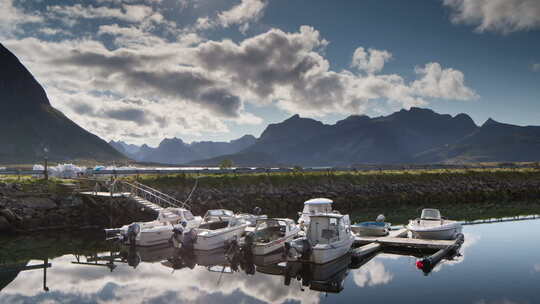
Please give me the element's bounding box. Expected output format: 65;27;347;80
0;43;125;164
416;118;540;163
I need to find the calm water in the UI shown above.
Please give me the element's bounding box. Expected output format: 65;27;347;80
1;219;540;304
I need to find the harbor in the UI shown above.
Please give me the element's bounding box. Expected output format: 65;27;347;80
2;217;539;303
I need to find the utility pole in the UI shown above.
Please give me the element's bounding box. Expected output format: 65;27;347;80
43;147;49;181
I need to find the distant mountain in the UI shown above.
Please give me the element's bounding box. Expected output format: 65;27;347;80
0;43;125;164
416;118;540;163
193;107;540;166
109;135;256;164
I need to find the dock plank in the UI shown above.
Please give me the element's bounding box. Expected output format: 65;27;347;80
79;192;130;197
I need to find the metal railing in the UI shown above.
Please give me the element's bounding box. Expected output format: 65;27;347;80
116;180;189;210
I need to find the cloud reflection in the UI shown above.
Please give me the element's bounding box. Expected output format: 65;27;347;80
352;260;393;288
0;254;322;304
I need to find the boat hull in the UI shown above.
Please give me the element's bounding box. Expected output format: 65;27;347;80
310;237;354;264
351;222;389;237
194;224;247;251
408;224;462;240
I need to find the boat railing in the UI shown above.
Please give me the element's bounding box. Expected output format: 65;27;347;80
131;181;190;209
118;180;191;210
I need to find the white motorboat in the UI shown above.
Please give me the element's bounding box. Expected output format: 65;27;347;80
297;198;336;229
407;209;462;240
173;210;248;251
107;208;202;247
351;214;391;236
244;218;301;256
285;213;355;264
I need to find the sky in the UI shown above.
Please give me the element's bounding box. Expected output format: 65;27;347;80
1;0;539;146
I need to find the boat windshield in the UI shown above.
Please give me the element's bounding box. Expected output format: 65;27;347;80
307;216;340;245
183;210;195;221
207;210;233;217
421;209;441;220
303;204;332;214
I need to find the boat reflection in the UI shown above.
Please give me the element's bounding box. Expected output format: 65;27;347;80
57;239;464;295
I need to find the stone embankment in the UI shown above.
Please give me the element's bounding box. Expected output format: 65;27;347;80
144;171;540;220
2;169;540;234
0;182;153;234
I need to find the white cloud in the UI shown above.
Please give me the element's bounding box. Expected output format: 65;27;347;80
46;3;156;24
351;47;392;74
0;0;43;38
218;0;267;30
444;0;540;33
195;0;268;33
531;63;540;72
193;26;476;117
412;62;479;101
1;1;478;144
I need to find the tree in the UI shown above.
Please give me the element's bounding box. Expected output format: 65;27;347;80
220;159;234;169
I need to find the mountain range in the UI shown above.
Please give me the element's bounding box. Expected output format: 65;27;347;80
188;108;540;166
109;135;256;164
0;43;124;164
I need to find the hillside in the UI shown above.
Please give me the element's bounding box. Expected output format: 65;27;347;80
0;43;125;164
193;108;540;166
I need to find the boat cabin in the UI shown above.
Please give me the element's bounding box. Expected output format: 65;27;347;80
306;214;351;245
253;218;296;242
298;198;334;225
420;209;441;221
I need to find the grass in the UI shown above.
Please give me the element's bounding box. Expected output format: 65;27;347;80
0;176;75;193
130;167;540;188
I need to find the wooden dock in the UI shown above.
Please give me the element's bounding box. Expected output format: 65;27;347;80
79;191;130;198
353;228;463;258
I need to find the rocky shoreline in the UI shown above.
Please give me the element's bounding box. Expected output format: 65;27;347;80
2;169;540;234
0;182;153;234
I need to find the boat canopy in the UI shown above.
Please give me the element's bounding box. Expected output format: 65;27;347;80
421;209;441;220
302;198;333;215
304;198;333;205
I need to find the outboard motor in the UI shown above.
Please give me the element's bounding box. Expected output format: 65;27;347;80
126;223;141;246
284;241;292;258
171;226;184;247
376;214;386;222
242;232;255;256
181;228;197;250
300;239;312;261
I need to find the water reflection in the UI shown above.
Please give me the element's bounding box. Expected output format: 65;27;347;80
0;236;464;303
3;218;540;304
